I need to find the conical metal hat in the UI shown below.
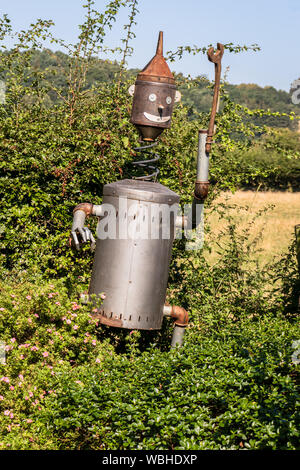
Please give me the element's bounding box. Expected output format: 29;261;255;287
137;31;175;84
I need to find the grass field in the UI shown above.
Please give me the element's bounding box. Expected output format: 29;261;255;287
204;191;300;265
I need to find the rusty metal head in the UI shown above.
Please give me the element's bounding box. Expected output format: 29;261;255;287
129;31;181;141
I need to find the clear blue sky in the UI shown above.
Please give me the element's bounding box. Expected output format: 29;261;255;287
1;0;299;91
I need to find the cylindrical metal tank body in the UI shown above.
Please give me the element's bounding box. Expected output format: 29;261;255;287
89;179;180;330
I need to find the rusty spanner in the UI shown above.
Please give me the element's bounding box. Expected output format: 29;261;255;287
206;43;224;153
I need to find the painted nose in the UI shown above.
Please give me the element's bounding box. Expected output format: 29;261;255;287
158;104;164;117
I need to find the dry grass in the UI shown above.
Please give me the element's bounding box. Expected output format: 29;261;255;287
204;191;300;265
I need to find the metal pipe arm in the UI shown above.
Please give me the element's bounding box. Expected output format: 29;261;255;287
70;203;104;251
194;130;209;202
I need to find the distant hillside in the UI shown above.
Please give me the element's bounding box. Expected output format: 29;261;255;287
20;49;300;130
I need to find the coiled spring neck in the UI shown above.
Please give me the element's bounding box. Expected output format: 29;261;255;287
132;141;160;181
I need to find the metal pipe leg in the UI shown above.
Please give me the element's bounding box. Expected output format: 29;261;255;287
171;325;186;349
163;304;188;349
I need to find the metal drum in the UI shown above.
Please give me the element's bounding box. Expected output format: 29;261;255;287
89;179;180;330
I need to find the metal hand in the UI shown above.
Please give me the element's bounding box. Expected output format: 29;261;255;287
70;208;96;251
71;226;96;251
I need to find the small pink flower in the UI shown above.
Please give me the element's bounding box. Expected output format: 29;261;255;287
95;358;101;363
27;318;32;324
55;301;61;306
27;419;33;424
34;314;39;318
0;395;4;400
73;325;78;330
19;355;24;359
18;374;24;380
25;396;29;400
10;338;16;343
0;307;5;311
1;377;9;383
42;351;49;357
26;295;32;300
9;386;14;391
66;319;71;325
9;412;13;419
3;410;10;416
92;340;96;346
31;346;38;351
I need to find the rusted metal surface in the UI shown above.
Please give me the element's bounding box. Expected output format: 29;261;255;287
194;181;209;201
163;304;189;327
163;304;188;347
73;202;94;215
138;31;175;84
170;305;189;327
130;31;179;141
130;80;177;141
206;43;224;153
92;310;124;328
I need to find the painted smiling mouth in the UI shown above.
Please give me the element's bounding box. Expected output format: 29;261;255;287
143;112;171;123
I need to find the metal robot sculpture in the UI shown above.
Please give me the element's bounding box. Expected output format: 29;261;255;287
70;32;224;348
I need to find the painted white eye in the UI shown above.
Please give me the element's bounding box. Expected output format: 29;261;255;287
148;93;157;102
128;84;135;96
166;96;172;105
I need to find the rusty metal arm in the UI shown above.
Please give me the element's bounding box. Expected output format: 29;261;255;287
192;43;224;205
206;43;224;154
70;203;104;251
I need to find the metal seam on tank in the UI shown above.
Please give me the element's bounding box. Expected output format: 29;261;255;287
123;206;137;323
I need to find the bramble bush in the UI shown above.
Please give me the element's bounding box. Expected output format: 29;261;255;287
0;0;299;450
0;209;298;450
0;276;298;450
